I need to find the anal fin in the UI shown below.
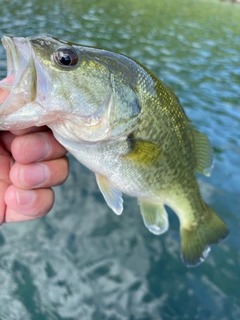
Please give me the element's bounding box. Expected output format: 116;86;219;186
96;173;123;215
139;199;169;235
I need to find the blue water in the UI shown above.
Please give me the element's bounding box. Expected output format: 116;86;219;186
0;0;239;319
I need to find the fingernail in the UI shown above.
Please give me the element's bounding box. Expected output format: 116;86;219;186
25;133;51;162
20;163;50;187
37;134;51;160
16;189;36;207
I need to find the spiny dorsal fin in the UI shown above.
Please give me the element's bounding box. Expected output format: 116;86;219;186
138;199;169;235
95;173;123;215
192;129;213;177
122;139;162;167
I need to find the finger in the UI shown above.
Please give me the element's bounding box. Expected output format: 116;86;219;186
10;156;69;189
4;185;54;222
0;180;8;225
11;130;67;164
0;131;15;154
0;127;49;154
0;154;12;183
0;154;12;225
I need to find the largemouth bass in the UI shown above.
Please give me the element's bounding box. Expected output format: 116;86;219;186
0;36;228;266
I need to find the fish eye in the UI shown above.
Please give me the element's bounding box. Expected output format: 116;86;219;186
54;47;79;68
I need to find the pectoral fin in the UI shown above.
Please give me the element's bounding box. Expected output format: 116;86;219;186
96;173;123;215
122;139;162;167
192;129;213;176
139;199;169;235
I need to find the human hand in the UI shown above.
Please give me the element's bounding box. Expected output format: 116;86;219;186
0;128;69;225
0;89;69;225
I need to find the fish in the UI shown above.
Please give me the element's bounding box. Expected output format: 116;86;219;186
0;35;228;266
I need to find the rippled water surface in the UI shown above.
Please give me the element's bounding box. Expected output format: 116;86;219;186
0;0;239;319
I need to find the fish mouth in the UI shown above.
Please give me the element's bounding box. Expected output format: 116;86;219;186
0;36;25;91
2;36;19;79
0;36;19;96
0;36;39;128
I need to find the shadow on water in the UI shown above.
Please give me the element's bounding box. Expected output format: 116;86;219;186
0;0;239;319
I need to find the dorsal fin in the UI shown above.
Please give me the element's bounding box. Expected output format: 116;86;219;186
192;129;213;176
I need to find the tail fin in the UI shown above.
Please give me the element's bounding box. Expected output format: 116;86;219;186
180;204;229;267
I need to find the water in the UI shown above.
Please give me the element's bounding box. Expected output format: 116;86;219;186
0;0;239;319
